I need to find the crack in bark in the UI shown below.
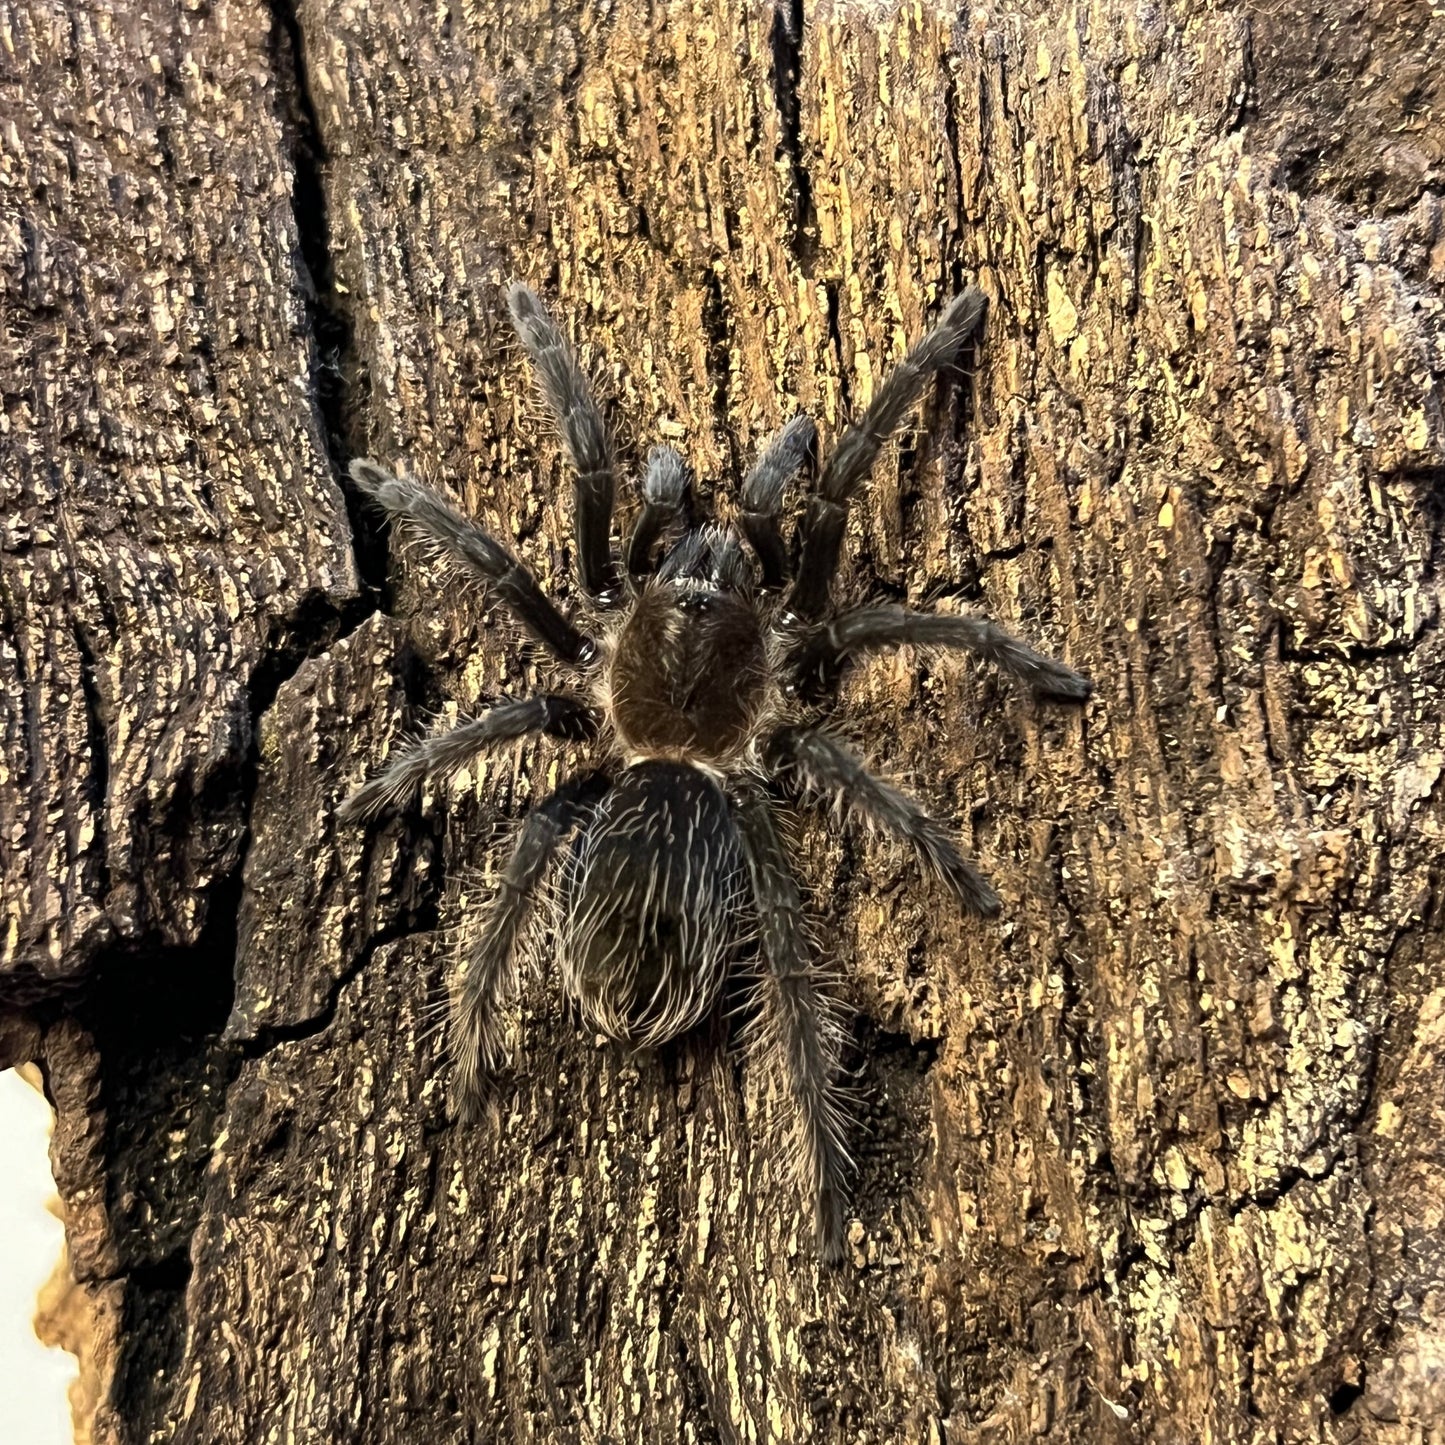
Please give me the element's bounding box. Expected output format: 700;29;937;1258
701;266;740;482
198;0;427;1060
266;0;389;608
768;0;815;267
823;279;852;417
940;53;967;234
68;616;113;903
115;1250;195;1445
1278;634;1433;664
235;908;441;1062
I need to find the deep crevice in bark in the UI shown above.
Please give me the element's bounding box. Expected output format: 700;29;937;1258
941;61;966;243
823;279;851;416
266;0;388;606
700;266;739;481
114;1251;194;1445
235;906;442;1060
71;875;240;1437
768;0;815;267
69;615;113;901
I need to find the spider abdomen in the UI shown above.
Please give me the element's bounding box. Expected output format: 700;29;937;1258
560;761;745;1049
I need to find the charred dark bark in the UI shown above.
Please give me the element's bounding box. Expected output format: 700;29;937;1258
3;0;1443;1440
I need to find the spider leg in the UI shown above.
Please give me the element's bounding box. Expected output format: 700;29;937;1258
767;725;1001;917
339;694;598;823
786;289;988;622
506;285;620;603
625;445;691;582
788;604;1092;702
451;769;611;1121
349;460;597;667
734;791;851;1263
740;413;816;589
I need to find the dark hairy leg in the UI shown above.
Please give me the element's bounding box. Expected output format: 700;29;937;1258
768;725;1001;916
626;445;691;582
787;604;1092;701
506;285;620;602
740;413;816;589
349;460;597;666
450;770;612;1122
787;288;988;621
339;694;598;823
734;791;851;1263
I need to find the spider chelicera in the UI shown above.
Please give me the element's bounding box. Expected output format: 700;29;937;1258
343;283;1090;1261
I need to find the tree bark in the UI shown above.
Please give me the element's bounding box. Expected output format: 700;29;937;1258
4;0;1444;1440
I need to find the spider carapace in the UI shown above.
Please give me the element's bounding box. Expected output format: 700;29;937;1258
344;282;1091;1261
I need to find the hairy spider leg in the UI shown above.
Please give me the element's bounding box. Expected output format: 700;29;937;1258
787;604;1093;702
507;285;621;603
626;445;692;582
786;288;989;622
348;460;598;666
339;694;598;822
735;792;851;1263
768;725;1001;917
740;413;816;589
450;770;613;1122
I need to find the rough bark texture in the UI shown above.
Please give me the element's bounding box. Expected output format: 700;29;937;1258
3;0;1443;1440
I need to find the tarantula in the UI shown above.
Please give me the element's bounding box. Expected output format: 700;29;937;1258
343;283;1090;1261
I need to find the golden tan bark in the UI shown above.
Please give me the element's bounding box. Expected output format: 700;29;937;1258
3;0;1443;1440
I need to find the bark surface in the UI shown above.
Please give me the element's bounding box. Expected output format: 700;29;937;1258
3;0;1444;1441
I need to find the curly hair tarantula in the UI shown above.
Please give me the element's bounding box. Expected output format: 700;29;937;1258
343;283;1091;1262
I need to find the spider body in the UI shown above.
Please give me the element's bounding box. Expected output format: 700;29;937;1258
344;282;1090;1261
609;534;770;766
